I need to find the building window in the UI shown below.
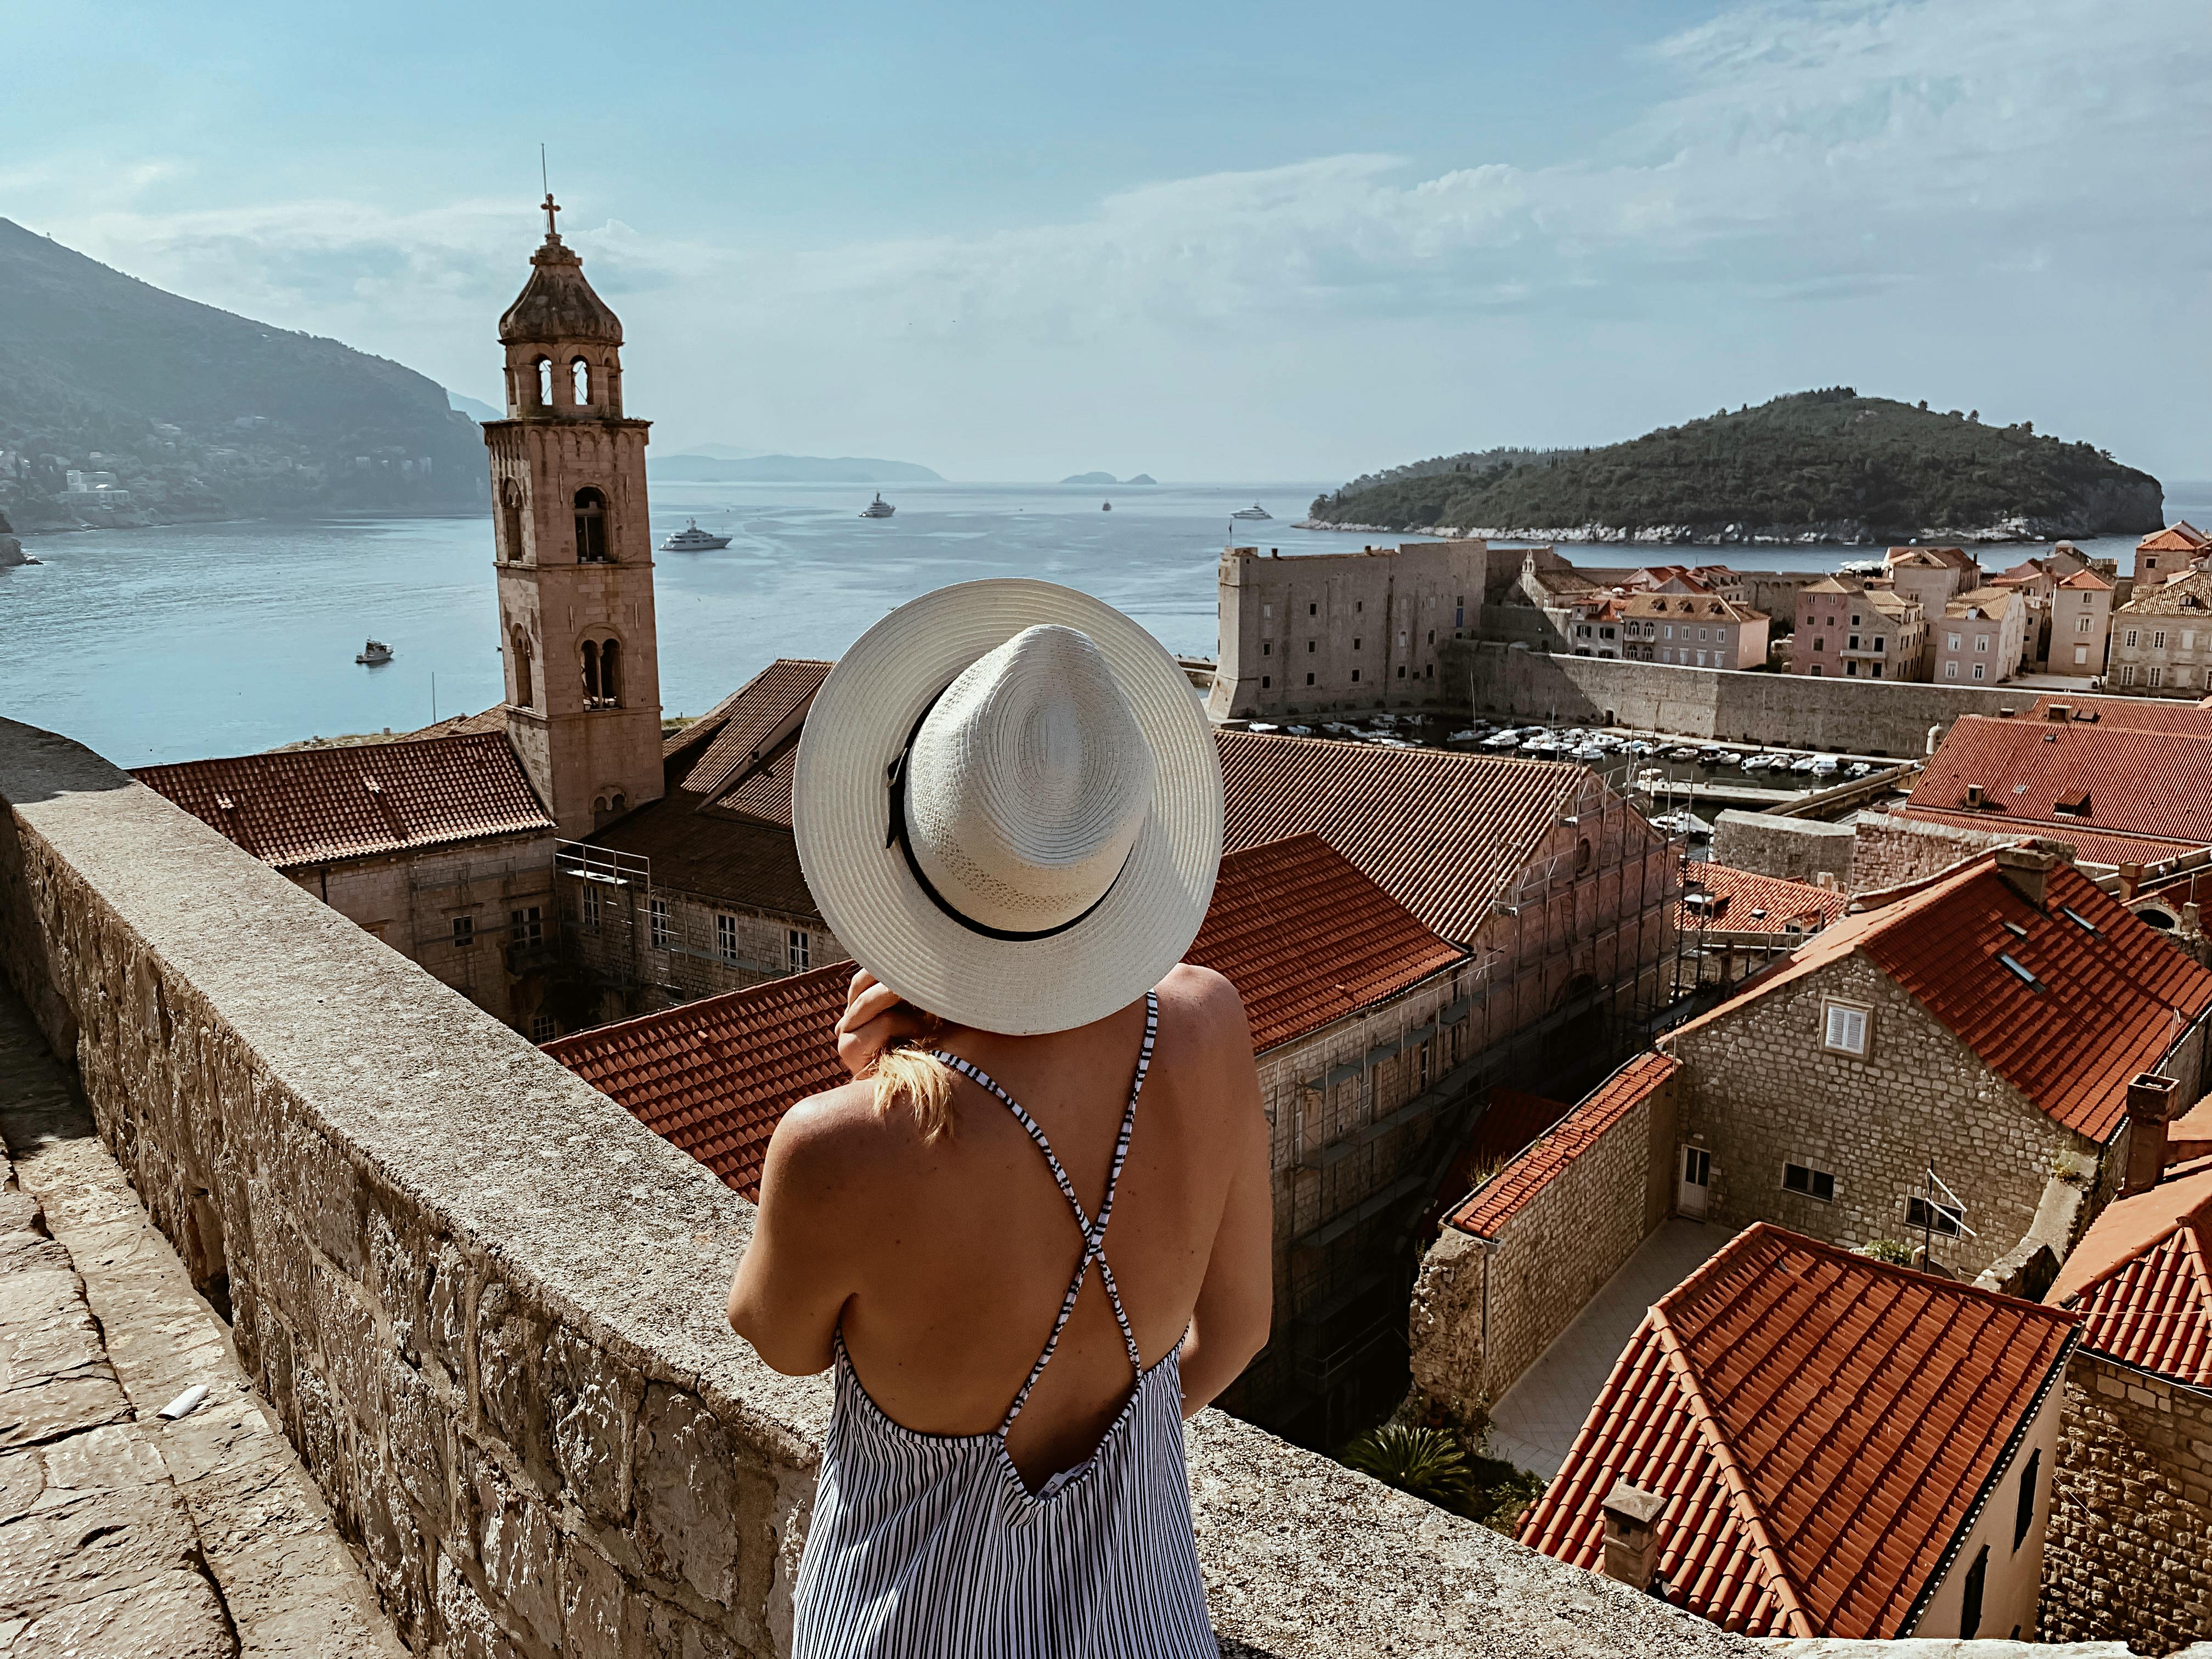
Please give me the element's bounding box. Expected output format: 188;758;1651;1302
1352;637;1362;651
2121;664;2138;686
1262;641;1272;655
1813;637;1824;652
1427;629;1434;644
1351;668;1361;682
1906;1194;1965;1237
531;1012;556;1041
1307;640;1316;653
1948;633;1961;651
2153;630;2168;648
1972;663;1985;680
1305;673;1314;686
2125;628;2139;647
2077;615;2091;634
580;885;602;932
1308;602;1317;616
1848;634;1860;651
1783;1162;1836;1203
1874;636;1885;653
648;896;671;950
452;916;475;949
1945;662;1959;679
1455;597;1465;627
1822;1001;1869;1056
510;906;543;946
1261;675;1271;689
511;627;535;709
1355;600;1363;613
715;913;740;967
1961;1545;1989;1640
1262;603;1272;618
787;929;810;972
2150;666;2165;688
1976;634;1989;652
1396;665;1406;678
2015;1447;2040;1550
573;487;610;562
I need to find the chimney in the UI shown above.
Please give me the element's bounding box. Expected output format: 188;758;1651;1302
2124;1073;2179;1198
1600;1482;1668;1591
1965;783;1987;808
1814;872;1840;891
1995;845;2057;906
2046;702;2073;722
2119;861;2143;901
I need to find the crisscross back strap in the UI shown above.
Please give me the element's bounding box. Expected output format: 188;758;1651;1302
931;991;1158;1435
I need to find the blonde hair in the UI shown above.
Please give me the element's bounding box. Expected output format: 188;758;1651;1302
873;1043;959;1141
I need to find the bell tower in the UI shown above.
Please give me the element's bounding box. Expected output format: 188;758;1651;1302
485;196;665;840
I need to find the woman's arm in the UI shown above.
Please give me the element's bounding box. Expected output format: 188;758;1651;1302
1175;972;1273;1418
726;1090;865;1375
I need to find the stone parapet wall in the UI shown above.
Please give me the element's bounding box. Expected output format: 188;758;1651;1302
1710;811;1855;885
1847;811;2042;895
1466;641;2137;755
0;717;1748;1659
2043;1351;2212;1654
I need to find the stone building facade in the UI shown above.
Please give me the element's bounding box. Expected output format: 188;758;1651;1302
2111;569;2212;696
1791;575;1928;681
1611;591;1770;671
1846;809;2039;894
1408;1054;1680;1426
1934;586;2029;685
1207;538;1495;721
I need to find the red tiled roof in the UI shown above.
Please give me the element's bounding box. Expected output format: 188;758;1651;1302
1887;544;1977;571
2140;522;2210;555
2049;1155;2212;1385
1893;809;2200;870
541;961;855;1200
1448;1053;1677;1238
1666;855;2212;1142
2056;568;2114;592
590;794;822;918
2025;695;2212;736
1906;713;2212;855
404;705;509;740
132;732;552;870
2120;568;2212;616
675;658;832;802
1186;835;1464;1053
1679;865;1847;936
1218;730;1639;944
1426;1086;1570;1228
1520;1223;2076;1638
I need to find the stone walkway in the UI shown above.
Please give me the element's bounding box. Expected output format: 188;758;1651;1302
0;987;403;1658
1486;1217;1727;1479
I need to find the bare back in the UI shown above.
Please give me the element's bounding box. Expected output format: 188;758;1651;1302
730;962;1271;1489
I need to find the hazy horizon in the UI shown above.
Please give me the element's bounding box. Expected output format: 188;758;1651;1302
13;0;2208;484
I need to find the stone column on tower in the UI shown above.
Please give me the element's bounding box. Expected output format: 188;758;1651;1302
483;199;665;841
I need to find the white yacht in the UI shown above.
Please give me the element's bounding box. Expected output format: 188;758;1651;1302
1231;503;1272;521
356;640;393;665
660;518;732;552
860;494;896;518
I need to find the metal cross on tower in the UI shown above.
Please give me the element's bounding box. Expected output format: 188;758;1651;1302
540;193;561;240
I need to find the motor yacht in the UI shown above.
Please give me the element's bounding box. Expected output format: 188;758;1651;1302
659;518;732;552
860;494;896;518
356;640;393;665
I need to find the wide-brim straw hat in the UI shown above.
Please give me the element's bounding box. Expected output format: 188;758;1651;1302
792;579;1223;1035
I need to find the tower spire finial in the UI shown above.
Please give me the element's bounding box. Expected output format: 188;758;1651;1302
539;144;561;242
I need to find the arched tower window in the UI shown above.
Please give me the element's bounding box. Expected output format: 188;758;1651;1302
534;357;553;408
574;487;609;562
571;358;591;407
499;480;526;562
600;637;623;706
581;639;601;706
511;627;534;708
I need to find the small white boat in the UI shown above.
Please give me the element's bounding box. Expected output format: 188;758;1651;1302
1572;741;1607;761
660;518;732;552
1847;760;1875;777
1810;755;1842;776
1483;729;1524;748
860;494;896;518
1248;721;1279;733
1626;739;1657;757
1231;503;1272;521
1666;746;1701;762
1286;725;1313;736
356;640;393;665
1790;754;1822;775
1449;729;1477;742
1651;810;1712;840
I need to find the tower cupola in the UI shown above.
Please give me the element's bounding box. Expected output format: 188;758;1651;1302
497;196;625;419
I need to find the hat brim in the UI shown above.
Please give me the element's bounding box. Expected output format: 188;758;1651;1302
793;579;1223;1036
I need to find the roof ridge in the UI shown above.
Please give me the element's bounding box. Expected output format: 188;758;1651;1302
1646;1304;1816;1639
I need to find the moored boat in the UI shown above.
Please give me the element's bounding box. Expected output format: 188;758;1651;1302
660;518;732;551
356;639;393;665
860;494;896;518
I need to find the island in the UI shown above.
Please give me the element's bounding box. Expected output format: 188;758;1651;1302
1305;389;2164;544
648;454;943;484
1062;471;1157;486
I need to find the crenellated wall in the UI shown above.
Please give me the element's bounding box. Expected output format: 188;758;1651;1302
0;716;1748;1659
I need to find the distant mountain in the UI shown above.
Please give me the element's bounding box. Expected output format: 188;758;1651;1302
1062;471;1118;486
1308;390;2163;544
0;218;486;531
446;390;503;423
1124;473;1157;486
668;442;769;460
650;453;944;483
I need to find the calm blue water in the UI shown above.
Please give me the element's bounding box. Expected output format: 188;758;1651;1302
5;478;2204;768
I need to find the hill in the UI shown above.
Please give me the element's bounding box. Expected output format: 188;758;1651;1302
1308;390;2163;544
0;219;486;531
649;454;943;484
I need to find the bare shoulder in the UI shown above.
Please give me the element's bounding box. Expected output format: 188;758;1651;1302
764;1078;899;1189
1158;962;1253;1041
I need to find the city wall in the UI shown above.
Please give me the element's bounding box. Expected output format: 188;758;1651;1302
1466;642;2135;757
0;716;1747;1659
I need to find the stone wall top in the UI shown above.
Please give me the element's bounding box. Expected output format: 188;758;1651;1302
0;716;1748;1658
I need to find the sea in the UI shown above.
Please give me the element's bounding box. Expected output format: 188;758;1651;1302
4;478;2206;770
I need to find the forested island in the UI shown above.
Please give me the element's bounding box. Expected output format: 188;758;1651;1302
1308;390;2163;544
0;219;484;532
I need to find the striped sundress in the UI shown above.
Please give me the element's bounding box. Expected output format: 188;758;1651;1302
791;992;1216;1657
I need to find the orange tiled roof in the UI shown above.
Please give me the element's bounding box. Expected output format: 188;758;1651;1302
1891;809;2200;870
541;961;854;1200
2025;695;2212;736
1519;1223;2076;1638
1906;713;2212;854
674;658;832;803
2049;1155;2212;1385
1666;854;2212;1142
1448;1053;1677;1239
1218;730;1639;944
1186;834;1464;1053
2139;521;2210;555
2120;568;2212;617
1679;865;1847;935
1618;592;1767;625
132;732;552;870
2056;568;2114;592
1887;544;1977;572
404;705;509;740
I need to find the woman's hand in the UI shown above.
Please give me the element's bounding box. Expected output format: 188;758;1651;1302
835;969;938;1078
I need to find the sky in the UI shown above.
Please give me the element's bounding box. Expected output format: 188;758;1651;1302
9;0;2209;483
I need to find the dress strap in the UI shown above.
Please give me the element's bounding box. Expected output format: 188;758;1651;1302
930;991;1158;1435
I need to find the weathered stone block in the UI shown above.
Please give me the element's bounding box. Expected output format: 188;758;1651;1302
359;1451;432;1644
470;1454;563;1653
367;1196;429;1364
549;1329;641;1526
311;1256;380;1412
425;1240;469;1385
436;1548;524;1659
382;1348;449;1517
633;1385;747;1609
476;1276;549;1471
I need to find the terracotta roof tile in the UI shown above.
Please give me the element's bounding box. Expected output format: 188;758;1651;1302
1520;1223;2077;1638
1186;835;1464;1053
2049;1155;2212;1385
132;732;552;870
1218;730;1635;944
1426;1087;1570;1229
589;794;821;918
2120;568;2212;616
2139;522;2210;555
1892;809;2200;870
1448;1053;1678;1238
2024;696;2212;736
1666;856;2212;1142
1908;713;2212;854
541;962;854;1200
675;659;832;800
1679;865;1847;936
404;705;509;740
2056;568;2115;592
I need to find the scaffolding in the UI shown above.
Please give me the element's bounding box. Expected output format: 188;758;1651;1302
553;840;812;1013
